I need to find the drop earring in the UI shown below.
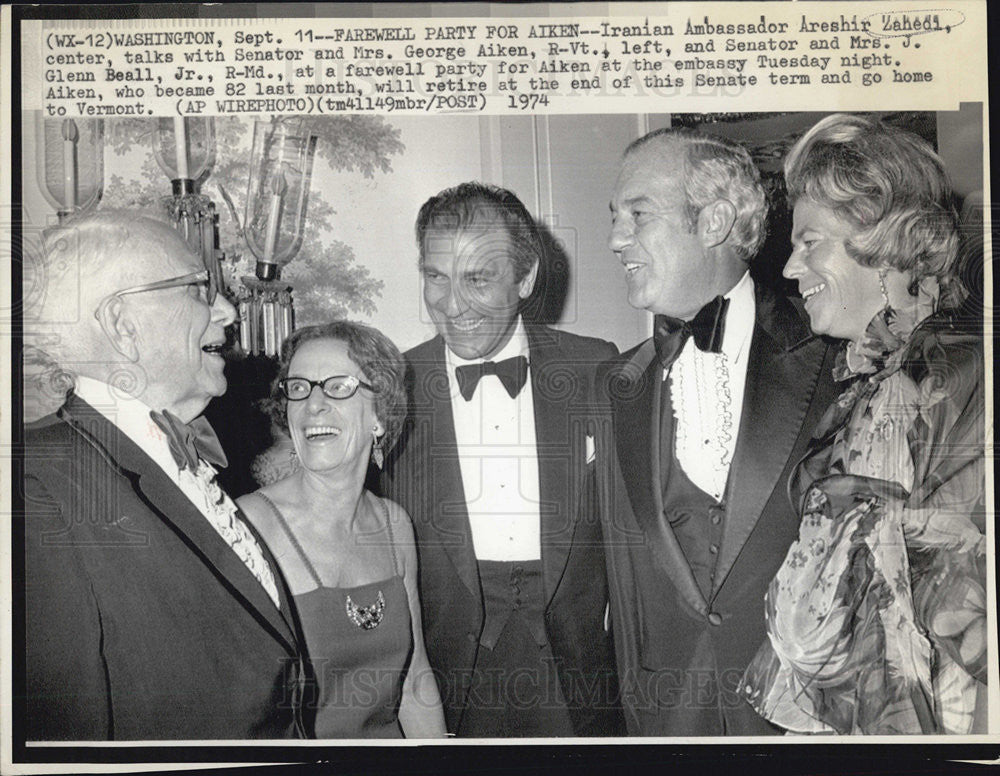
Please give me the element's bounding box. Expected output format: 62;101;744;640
878;269;891;308
372;426;384;469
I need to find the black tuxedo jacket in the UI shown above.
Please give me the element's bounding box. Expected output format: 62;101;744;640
22;395;309;740
383;325;625;735
595;286;840;736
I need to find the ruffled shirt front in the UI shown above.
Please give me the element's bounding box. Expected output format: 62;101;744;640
73;377;280;608
742;300;987;735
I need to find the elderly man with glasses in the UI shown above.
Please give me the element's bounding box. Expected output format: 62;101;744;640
22;210;311;740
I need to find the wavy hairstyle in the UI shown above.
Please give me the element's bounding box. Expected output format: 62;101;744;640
626;127;769;263
264;320;407;457
415;181;542;283
784;113;962;304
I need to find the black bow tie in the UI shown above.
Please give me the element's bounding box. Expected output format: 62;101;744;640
654;295;730;368
150;409;228;472
454;355;529;401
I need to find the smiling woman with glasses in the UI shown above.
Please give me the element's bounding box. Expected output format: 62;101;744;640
278;373;374;402
237;321;446;739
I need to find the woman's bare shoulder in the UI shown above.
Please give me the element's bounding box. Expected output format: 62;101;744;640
370;493;417;566
237;481;296;536
374;494;415;530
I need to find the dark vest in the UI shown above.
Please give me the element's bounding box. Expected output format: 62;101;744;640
456;559;574;737
659;381;728;598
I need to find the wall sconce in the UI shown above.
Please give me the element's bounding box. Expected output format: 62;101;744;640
152;116;226;304
238;117;317;357
152;117;217;195
35;115;104;223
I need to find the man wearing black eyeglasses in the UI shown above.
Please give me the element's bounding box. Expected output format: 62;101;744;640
22;210;311;740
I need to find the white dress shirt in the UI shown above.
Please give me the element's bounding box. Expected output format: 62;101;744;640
666;272;755;502
73;376;280;606
75;376;206;495
445;318;542;561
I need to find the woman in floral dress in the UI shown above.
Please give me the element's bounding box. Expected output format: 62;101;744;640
743;114;987;734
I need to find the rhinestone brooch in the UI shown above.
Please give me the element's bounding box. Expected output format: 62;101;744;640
345;590;385;630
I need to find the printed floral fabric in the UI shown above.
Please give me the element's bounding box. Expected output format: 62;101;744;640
743;306;986;734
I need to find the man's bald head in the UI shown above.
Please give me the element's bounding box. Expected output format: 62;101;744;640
29;211;185;367
26;210;237;421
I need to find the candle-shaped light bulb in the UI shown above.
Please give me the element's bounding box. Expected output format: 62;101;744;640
173;116;190;179
262;166;287;263
62;119;78;210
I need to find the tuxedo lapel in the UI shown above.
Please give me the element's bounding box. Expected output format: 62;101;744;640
612;343;708;619
60;396;298;652
612;344;658;531
712;290;821;597
409;339;480;599
527;328;579;604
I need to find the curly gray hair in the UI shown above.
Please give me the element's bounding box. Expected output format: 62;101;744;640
626;127;769;263
264;320;407;457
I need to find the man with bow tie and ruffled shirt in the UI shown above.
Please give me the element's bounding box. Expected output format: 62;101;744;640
382;183;624;737
22;211;309;740
597;128;840;735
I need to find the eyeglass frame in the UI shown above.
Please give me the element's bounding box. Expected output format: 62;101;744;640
278;374;374;402
92;269;218;322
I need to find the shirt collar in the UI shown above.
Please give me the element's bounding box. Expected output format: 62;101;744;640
72;375;176;473
720;271;755;362
445;316;529;371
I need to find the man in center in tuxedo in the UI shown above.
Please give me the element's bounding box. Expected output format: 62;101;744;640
383;183;624;737
598;128;839;735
